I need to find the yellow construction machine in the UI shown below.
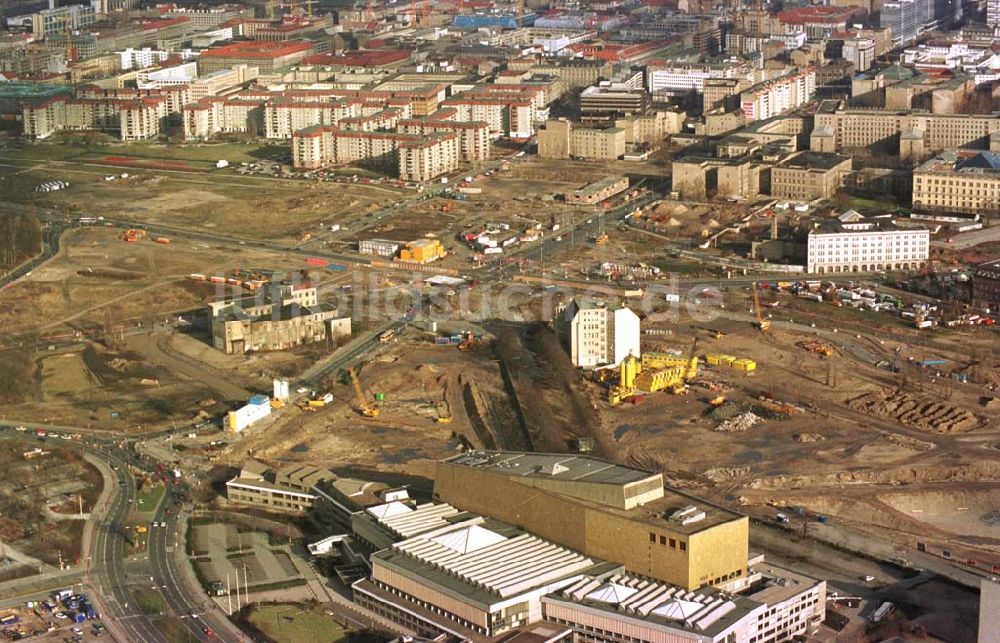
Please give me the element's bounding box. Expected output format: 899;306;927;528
751;282;771;333
348;367;380;418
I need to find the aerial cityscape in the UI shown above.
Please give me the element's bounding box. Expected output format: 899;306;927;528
0;0;998;640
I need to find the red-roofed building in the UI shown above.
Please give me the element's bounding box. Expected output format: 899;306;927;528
776;6;867;38
199;40;315;73
300;49;411;69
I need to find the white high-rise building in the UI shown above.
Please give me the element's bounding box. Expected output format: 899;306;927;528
560;299;641;368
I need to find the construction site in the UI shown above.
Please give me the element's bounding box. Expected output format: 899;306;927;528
0;136;998;640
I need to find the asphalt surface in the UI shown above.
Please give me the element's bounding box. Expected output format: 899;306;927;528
300;318;405;386
0;221;64;290
0;426;242;643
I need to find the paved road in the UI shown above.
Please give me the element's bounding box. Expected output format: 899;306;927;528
0;221;64;290
0;428;245;642
299;318;404;386
931;223;1000;249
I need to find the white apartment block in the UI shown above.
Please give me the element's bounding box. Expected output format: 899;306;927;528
397;119;491;161
559;299;640;369
740;68;816;122
398;133;461;182
119;47;170;70
183;97;267;139
24;92;176;140
264;99;362;139
806;212;929;274
442;97;535;138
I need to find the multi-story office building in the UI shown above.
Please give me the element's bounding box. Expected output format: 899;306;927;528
646;60;754;97
806;211;929;273
225;460;331;512
198;40;314;74
770;151;852;200
537;119;625;160
579;83;647;124
810;99;1000;158
27;4;96;39
558;299;640;368
879;0;950;46
164;5;245;29
913;150;1000;214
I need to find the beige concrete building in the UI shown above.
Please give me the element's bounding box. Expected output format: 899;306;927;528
614;110;684;145
209;283;350;354
913;150;1000;215
672;155;769;201
434;452;750;591
537;119;625;160
225;460;333;512
189;64;258;101
770;151;852;200
703;77;750;112
811;99;1000;159
566;176;630;205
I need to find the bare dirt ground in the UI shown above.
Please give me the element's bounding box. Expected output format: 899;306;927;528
0;440;102;567
230;338;511;480
19;165;397;244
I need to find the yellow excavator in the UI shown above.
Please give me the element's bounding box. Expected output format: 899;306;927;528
751;282;771;333
348;367;380;418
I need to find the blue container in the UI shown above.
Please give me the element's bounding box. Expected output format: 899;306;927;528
248;394;269;405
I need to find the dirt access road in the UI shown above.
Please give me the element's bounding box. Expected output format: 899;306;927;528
127;332;251;403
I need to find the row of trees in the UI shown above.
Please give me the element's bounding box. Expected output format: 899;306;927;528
0;212;42;272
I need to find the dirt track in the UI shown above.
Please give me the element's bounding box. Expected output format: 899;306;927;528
127;332;252;402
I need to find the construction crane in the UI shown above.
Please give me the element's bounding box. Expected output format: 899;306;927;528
751;282;771;333
348;367;380;417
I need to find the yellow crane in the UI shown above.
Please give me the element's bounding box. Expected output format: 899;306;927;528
751;282;771;333
348;367;380;417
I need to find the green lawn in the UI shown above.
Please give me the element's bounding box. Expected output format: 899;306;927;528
132;586;166;615
835;194;898;214
135;481;165;512
248;605;348;643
